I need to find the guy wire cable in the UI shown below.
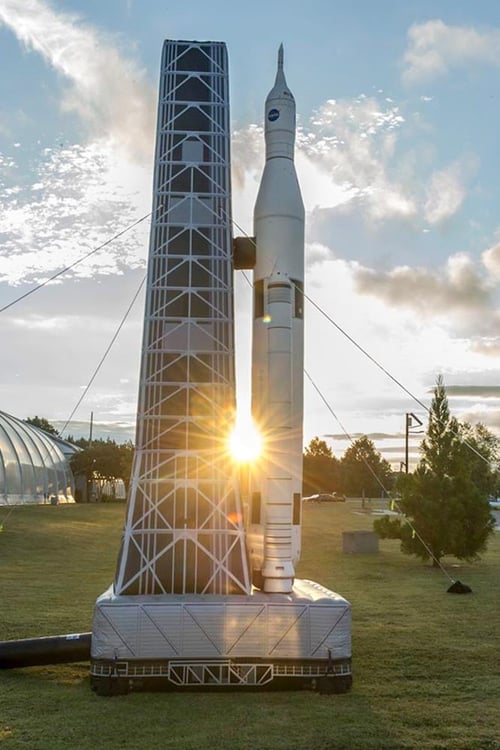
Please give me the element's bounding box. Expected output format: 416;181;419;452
0;210;152;315
304;368;455;583
233;218;482;580
304;291;491;468
58;274;146;438
0;212;152;527
231;214;492;469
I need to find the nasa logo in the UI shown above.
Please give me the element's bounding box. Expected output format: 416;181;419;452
268;108;280;122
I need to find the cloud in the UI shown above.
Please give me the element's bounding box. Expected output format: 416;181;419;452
232;93;417;237
445;385;500;399
231;120;358;232
0;0;155;160
325;432;407;442
0;0;157;285
0;5;475;287
353;250;500;340
10;314;70;331
306;242;332;269
423;158;477;225
459;405;500;431
482;244;500;280
303;259;439;440
403;19;500;83
51;419;136;442
0;269;145;422
300;96;414;221
231;125;264;191
0;141;151;284
353;251;495;317
302;258;500;442
471;339;500;358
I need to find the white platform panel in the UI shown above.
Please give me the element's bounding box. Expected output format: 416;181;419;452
91;579;351;665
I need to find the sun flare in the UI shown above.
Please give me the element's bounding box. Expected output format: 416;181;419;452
229;417;262;463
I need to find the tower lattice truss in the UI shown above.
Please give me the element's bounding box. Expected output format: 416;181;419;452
115;41;250;597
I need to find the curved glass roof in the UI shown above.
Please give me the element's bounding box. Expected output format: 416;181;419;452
0;411;74;505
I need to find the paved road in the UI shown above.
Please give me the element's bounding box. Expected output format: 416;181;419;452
492;510;500;530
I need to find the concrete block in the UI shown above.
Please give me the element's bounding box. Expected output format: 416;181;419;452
342;531;379;554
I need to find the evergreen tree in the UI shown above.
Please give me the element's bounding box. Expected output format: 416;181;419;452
303;437;339;495
375;376;495;566
459;422;500;497
340;436;392;497
25;416;58;436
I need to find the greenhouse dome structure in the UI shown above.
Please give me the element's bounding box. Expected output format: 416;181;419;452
0;411;75;506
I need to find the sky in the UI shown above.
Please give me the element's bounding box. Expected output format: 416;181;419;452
0;0;499;469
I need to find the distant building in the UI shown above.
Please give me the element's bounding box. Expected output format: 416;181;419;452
0;410;76;505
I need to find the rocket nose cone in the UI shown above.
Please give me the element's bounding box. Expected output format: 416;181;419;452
264;44;296;160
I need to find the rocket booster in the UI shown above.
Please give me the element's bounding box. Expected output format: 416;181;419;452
251;45;305;593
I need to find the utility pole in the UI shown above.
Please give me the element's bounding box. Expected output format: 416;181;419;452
405;413;424;473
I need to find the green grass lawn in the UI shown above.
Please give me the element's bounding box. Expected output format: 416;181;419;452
0;501;499;750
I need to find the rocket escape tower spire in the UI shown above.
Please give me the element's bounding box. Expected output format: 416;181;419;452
114;41;250;597
278;43;284;70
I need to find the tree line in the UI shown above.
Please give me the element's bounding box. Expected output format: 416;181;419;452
303;376;498;567
24;417;133;502
26;377;499;566
68;437;134;501
303;434;393;498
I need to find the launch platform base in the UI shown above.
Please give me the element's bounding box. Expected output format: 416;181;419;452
90;657;352;695
91;579;351;695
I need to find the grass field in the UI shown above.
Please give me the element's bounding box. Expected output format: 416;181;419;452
0;501;499;750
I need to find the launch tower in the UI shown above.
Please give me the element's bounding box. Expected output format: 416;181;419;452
114;40;249;598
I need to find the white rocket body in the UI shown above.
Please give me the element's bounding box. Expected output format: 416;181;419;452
250;46;305;593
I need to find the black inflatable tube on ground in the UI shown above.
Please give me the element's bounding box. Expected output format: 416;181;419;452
0;632;91;668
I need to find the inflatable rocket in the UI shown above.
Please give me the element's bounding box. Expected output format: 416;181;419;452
249;45;305;593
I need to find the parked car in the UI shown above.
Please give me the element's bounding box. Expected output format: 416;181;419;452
302;493;346;503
